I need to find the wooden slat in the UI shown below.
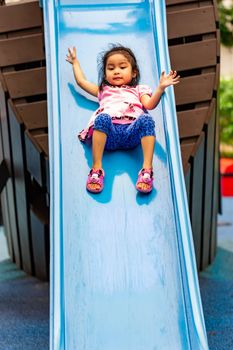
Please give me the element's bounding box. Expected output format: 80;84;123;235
184;162;191;206
8;99;34;274
29;180;49;280
214;63;220;92
167;6;216;39
0;82;21;267
25;130;48;188
0;33;44;67
190;133;205;270
35;133;49;156
0;190;14;260
0;159;9;193
45;156;50;194
177;107;208;138
0;71;7;92
0;1;42;33
30;208;49;281
16;100;48;130
180;139;196;165
169;39;217;71
210;102;220;262
3;67;46;99
174;73;215;105
166;0;196;5
202;106;216;269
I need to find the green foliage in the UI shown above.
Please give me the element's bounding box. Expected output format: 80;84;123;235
219;79;233;146
217;0;233;47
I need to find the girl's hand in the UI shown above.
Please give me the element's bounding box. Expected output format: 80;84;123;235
159;70;180;90
66;47;78;64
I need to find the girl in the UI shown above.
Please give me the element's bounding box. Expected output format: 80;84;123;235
66;44;180;194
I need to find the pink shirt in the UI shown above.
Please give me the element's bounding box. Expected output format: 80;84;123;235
78;84;152;141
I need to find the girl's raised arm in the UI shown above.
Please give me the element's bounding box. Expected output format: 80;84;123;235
66;47;99;97
141;70;180;110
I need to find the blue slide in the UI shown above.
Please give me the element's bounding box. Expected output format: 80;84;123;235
42;1;209;349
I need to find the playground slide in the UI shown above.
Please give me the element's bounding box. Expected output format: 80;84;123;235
42;0;209;349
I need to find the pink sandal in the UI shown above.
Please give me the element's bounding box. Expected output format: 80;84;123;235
136;168;154;193
86;168;105;193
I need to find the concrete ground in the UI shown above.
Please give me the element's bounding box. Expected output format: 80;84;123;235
200;197;233;350
0;228;49;350
0;197;232;349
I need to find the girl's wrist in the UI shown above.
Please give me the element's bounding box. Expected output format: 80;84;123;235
158;85;165;93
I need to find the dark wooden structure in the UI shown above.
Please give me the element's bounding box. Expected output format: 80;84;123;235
0;0;49;279
0;0;220;280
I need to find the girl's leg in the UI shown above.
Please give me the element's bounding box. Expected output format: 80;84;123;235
125;114;155;168
125;114;155;192
92;129;107;170
141;135;155;170
87;113;112;193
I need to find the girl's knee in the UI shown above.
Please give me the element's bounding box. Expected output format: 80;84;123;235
94;113;112;134
138;114;155;134
138;114;154;125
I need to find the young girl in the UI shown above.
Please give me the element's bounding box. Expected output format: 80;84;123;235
66;44;180;194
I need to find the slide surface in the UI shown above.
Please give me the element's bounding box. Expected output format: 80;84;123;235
42;1;209;349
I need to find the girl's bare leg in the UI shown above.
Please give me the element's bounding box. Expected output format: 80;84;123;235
89;130;107;191
92;129;107;169
141;135;155;169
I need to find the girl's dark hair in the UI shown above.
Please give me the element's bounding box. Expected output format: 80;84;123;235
98;44;140;90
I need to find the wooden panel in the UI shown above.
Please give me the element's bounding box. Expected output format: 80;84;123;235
190;133;205;270
167;6;216;39
45;156;50;194
0;70;7;92
29;178;49;280
0;33;44;67
0;189;13;260
5;182;22;266
166;0;196;5
0;160;9;193
178;107;208;138
210;105;219;262
214;63;220;92
8;100;33;275
169;39;217;71
174;73;215;105
16;100;48;130
35;133;49;156
30;207;49;281
202;105;216;269
0;83;21;266
184;162;191;207
0;108;13;260
25;130;48;187
0;1;42;33
180;139;196;166
3;67;46;99
216;29;221;57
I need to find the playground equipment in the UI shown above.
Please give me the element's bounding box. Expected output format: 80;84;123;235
0;0;220;348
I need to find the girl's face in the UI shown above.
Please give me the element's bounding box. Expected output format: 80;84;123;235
105;53;136;86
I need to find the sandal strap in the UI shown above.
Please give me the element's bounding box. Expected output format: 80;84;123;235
89;168;104;177
139;168;153;178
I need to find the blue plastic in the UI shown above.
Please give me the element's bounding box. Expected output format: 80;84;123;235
42;0;209;349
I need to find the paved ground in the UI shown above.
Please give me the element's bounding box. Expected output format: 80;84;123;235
0;197;232;349
199;197;233;350
0;228;49;350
